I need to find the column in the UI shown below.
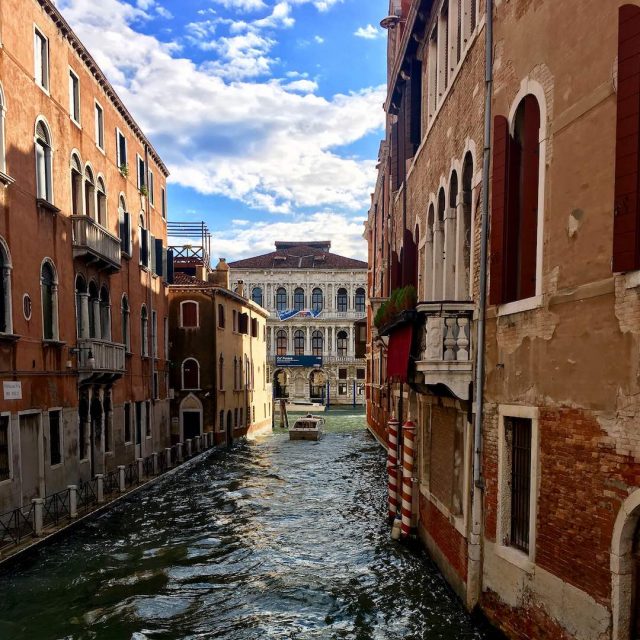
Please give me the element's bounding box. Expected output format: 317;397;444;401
79;293;90;339
454;199;467;300
104;305;112;342
443;206;457;299
92;298;101;339
425;233;434;302
349;324;355;358
306;326;312;354
432;218;444;300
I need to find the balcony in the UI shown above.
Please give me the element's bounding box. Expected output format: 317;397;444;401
414;302;475;400
77;339;126;384
71;216;121;272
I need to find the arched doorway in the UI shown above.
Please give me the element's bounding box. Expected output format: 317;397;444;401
273;369;288;399
226;410;233;447
180;393;202;442
309;369;326;403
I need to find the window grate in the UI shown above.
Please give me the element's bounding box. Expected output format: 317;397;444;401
509;417;532;553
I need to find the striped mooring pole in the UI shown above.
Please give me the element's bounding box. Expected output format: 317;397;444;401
387;417;399;520
401;420;416;538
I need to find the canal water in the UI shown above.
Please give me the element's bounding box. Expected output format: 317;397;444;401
0;410;500;640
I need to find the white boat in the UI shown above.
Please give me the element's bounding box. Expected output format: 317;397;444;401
289;414;325;441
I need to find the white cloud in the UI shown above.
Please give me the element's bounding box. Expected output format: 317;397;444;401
56;0;384;215
209;0;268;11
314;35;324;44
285;79;318;93
354;24;383;39
215;212;367;261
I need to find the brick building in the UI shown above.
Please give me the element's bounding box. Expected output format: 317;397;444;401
0;0;172;515
367;0;640;638
168;261;272;447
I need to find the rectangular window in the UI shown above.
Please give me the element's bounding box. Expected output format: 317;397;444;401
338;382;347;396
218;304;225;328
0;416;10;481
507;417;532;553
34;28;49;91
356;368;365;380
153;372;159;400
338;368;347;380
145;401;151;437
152;310;158;358
117;129;127;169
69;70;80;124
137;155;146;190
49;410;61;466
164;317;169;360
233;310;238;332
95;102;104;150
161;187;167;219
148;170;155;206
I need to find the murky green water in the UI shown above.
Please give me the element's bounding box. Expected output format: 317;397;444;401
0;410;500;640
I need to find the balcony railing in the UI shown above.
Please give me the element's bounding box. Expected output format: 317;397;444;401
77;338;126;378
71;216;121;272
414;301;475;400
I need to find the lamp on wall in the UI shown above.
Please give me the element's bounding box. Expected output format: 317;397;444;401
380;14;404;29
69;346;96;369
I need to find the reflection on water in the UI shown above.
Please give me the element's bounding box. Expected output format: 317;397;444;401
0;410;500;640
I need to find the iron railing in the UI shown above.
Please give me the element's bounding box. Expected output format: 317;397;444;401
42;488;71;528
142;456;154;478
0;504;35;550
124;462;139;488
77;478;98;514
158;453;167;474
103;469;120;496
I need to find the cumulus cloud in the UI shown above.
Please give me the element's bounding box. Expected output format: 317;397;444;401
354;24;383;39
57;0;384;215
209;0;268;11
214;212;367;261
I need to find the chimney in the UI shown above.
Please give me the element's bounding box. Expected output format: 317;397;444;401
195;264;207;282
236;280;245;297
207;258;230;289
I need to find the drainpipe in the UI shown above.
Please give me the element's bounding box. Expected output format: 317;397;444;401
468;0;494;611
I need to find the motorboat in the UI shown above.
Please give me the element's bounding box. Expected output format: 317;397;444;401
289;414;325;441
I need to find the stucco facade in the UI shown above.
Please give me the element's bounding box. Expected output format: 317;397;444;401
0;0;171;517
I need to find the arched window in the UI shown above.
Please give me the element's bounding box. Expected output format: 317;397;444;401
425;204;436;301
84;166;95;219
0;237;12;335
233;356;238;390
218;354;224;390
75;275;87;339
460;152;473;300
312;287;323;313
251;287;263;307
434;189;446;299
99;286;111;341
293;287;305;311
218;303;225;328
141;305;148;356
139;212;148;268
182;358;200;390
491;95;541;304
121;294;130;351
444;172;458;299
41;260;58;340
294;330;304;355
337;288;348;312
276;329;287;356
88;281;99;339
35;120;53;202
337;330;348;357
276;287;287;311
355;288;366;314
97;177;107;227
180;300;199;328
71;153;83;216
312;330;323;356
0;84;5;175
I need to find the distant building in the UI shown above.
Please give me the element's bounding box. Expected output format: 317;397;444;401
228;242;367;406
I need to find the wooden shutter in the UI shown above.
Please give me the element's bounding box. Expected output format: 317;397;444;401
141;228;149;266
167;248;174;284
489;115;510;305
182;302;198;327
150;233;156;273
155;239;164;277
614;4;640;272
410;59;423;152
519;95;541;299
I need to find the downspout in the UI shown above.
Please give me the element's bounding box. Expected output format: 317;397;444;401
144;144;154;453
468;0;493;611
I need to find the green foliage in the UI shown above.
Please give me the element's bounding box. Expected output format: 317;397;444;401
373;285;417;329
119;163;129;178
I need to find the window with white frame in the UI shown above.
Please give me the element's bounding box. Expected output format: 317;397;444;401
497;406;538;564
0;415;9;481
152;310;157;358
97;177;107;227
148;169;155;206
84;166;96;219
0;237;13;335
121;294;130;351
164;317;169;360
35;119;53;202
182;358;200;390
95;102;104;151
141;305;148;356
180;300;199;328
161;187;166;219
34;28;49;91
69;70;80;124
0;84;6;176
137;155;146;191
71;154;83;216
49;410;62;466
116;129;127;170
41;259;58;340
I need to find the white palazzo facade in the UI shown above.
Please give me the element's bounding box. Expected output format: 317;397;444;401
229;242;367;406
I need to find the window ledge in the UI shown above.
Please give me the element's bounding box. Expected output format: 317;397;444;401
49;462;63;470
496;295;543;318
42;339;65;348
0;333;19;343
0;171;15;187
494;544;535;574
624;271;640;290
36;199;61;215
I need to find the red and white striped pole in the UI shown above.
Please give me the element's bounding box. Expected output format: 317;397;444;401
387;417;399;520
401;420;416;538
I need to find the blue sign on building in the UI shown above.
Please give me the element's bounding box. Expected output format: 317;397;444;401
275;355;323;368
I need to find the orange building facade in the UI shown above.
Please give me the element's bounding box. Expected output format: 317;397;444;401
0;0;172;515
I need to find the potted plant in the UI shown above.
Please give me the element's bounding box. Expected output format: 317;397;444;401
119;163;129;178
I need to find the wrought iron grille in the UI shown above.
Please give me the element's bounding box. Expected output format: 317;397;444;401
103;469;120;496
77;478;98;514
508;417;532;554
0;504;35;550
143;456;154;478
42;488;71;528
124;462;139;488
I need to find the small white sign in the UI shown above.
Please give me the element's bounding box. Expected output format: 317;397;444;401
3;381;22;400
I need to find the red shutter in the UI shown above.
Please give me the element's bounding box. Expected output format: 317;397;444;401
490;115;510;305
519;95;541;299
182;302;198;327
614;5;640;272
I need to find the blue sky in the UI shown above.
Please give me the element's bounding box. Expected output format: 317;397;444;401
57;0;388;261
